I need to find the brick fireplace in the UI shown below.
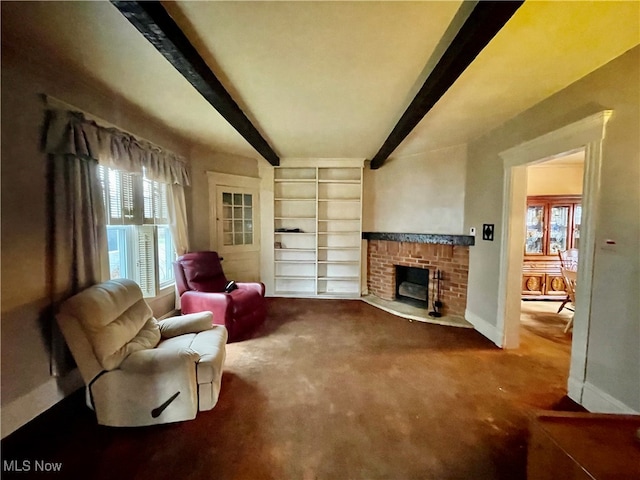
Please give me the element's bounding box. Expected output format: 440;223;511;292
364;233;473;317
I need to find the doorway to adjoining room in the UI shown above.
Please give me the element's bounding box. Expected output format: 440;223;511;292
520;151;584;350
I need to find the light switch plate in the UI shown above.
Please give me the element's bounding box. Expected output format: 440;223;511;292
469;227;476;236
482;224;494;241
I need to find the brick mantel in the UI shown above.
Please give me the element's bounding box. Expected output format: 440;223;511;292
366;239;469;317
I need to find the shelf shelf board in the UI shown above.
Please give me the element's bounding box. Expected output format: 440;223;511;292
317;260;359;264
318;276;360;281
274;231;316;235
275;247;316;252
275;198;316;202
317;198;360;203
275;275;316;280
318;179;360;184
275;217;316;220
274;179;316;183
318;231;360;235
318;220;360;223
317;218;359;222
318;246;360;250
275;260;316;264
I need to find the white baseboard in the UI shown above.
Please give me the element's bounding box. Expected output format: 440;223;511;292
1;369;83;439
581;381;639;414
465;309;502;347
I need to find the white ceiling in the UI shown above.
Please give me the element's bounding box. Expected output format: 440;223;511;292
2;1;639;164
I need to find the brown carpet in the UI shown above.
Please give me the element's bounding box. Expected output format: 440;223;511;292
2;298;578;480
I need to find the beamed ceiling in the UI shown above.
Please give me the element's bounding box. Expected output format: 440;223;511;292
2;1;639;168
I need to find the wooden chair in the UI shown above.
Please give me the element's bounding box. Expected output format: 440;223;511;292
558;248;579;271
558;249;579;332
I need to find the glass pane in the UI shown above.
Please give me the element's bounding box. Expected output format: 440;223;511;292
223;206;232;221
244;206;253;221
223;233;233;246
573;204;582;250
549;206;570;254
156;225;175;285
222;192;232;206
525;205;544;254
244;219;253;232
233;207;243;219
244;233;253;245
233;193;243;205
234;233;243;245
223;220;232;234
107;226;127;279
244;194;252;206
234;220;244;234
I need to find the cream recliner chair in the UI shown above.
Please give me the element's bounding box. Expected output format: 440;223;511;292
56;278;227;427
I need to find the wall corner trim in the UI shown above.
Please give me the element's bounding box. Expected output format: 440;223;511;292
465;309;502;347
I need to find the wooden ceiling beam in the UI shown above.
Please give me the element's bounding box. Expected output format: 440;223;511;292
111;1;280;166
369;1;523;170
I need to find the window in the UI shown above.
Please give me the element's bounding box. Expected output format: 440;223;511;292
221;192;253;246
98;165;175;297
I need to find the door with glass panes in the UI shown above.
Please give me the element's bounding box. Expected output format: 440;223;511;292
215;185;260;282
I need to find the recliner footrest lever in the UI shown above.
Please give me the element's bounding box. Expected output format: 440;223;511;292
151;391;180;418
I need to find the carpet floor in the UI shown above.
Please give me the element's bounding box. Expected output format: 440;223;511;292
2;298;577;480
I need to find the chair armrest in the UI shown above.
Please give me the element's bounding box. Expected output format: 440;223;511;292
158;311;213;338
237;282;265;296
180;291;232;326
181;290;231;304
119;347;199;374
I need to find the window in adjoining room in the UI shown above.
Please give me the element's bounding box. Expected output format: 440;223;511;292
98;165;175;297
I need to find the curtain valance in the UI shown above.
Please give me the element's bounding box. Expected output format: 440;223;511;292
44;109;190;186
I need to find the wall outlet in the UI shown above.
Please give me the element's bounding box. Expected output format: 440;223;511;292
469;227;476;236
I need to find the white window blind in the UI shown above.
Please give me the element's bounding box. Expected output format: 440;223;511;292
136;225;157;297
143;177;169;224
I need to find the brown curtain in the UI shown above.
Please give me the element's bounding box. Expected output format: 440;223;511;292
43;108;190;375
44;109;107;376
47;153;109;376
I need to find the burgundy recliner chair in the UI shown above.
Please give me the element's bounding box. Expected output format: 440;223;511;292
174;251;266;342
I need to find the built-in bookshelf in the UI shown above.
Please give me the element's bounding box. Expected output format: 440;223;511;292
274;166;362;298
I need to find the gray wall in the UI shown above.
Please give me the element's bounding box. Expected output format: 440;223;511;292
187;146;260;252
464;46;639;411
363;144;467;234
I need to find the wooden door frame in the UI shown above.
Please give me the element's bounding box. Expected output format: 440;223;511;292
207;171;261;255
497;111;612;405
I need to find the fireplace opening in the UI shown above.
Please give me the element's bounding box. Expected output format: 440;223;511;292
395;266;429;308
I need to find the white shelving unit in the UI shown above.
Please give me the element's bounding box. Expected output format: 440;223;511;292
274;166;362;298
